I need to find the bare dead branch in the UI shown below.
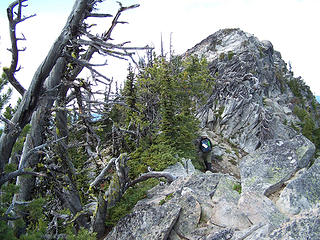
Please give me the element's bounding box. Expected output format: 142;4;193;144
65;2;143;83
19;136;67;170
4;0;33;95
105;77;114;101
16;32;26;41
91;77;111;86
65;54;112;82
0;115;21;133
125;171;176;190
64;53;108;67
78;34;149;52
100;50;129;60
0;168;46;187
118;127;136;135
0;214;21;221
116;21;128;24
0;0;98;172
89;67;112;82
90;157;116;188
19;13;36;23
88;13;113;18
18;47;27;52
102;3;140;41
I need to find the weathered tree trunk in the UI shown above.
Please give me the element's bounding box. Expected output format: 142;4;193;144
1;1;146;237
14;57;66;202
55;82;87;227
0;0;95;173
91;153;176;239
93;153;129;239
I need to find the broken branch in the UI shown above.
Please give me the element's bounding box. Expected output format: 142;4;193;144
90;157;116;188
88;13;113;18
125;171;176;190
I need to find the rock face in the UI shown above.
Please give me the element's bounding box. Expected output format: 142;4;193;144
106;29;320;240
240;135;315;196
106;165;223;240
106;160;320;240
187;28;319;153
276;158;320;216
269;206;320;240
106;202;181;240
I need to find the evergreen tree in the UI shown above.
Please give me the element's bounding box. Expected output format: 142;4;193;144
124;55;213;170
159;59;176;145
122;64;137;125
158;56;212;157
0;72;13;136
0;72;12;114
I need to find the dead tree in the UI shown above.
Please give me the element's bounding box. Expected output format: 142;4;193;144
0;0;151;237
90;153;175;239
0;0;98;174
4;0;31;96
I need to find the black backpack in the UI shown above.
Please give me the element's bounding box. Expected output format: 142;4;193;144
200;137;212;153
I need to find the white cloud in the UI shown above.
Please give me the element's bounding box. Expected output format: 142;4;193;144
0;0;319;96
126;0;320;95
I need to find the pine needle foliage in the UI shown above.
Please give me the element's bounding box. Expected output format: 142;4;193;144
107;55;213;228
0;71;12;114
122;55;213;177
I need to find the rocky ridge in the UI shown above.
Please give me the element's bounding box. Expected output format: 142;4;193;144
106;29;320;240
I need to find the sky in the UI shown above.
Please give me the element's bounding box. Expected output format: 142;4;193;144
0;0;319;99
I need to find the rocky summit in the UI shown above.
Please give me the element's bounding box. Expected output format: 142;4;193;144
106;29;320;240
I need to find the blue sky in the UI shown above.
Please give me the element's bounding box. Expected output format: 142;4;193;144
0;0;73;14
0;0;319;97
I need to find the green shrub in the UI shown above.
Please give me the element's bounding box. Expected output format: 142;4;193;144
128;143;178;180
0;222;17;239
313;128;320;149
259;47;264;58
293;106;308;121
288;78;302;98
219;53;225;60
302;116;315;141
292;106;320;148
232;183;242;194
105;179;158;228
311;98;318;110
159;193;174;205
227;51;234;60
66;227;97;240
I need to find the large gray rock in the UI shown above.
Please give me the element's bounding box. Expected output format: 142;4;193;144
268;206;320;240
238;192;288;231
232;223;270;240
106;169;224;240
276;158;320;215
240;135;315;195
164;158;197;178
233;207;320;239
106;157;319;240
211;175;251;230
106;202;181;240
172;188;202;239
204;228;234;240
